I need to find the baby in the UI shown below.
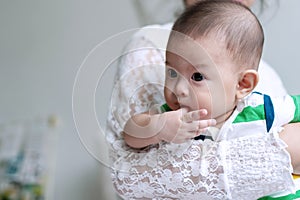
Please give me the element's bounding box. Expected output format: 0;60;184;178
119;0;300;199
123;1;299;149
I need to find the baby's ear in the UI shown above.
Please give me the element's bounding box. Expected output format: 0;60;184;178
236;69;259;99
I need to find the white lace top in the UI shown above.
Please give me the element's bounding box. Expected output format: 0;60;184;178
106;25;292;199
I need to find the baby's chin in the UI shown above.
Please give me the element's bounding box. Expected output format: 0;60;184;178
179;105;191;111
180;105;210;115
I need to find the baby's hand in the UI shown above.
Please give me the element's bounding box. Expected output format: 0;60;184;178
158;108;216;144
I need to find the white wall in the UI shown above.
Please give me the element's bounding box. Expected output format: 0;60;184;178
261;0;300;94
0;0;139;199
0;0;299;200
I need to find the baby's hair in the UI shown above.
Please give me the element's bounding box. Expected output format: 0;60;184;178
172;0;264;69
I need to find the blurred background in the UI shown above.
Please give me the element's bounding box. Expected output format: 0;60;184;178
0;0;299;199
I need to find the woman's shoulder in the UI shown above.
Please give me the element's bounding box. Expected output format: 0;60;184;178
138;22;174;31
132;22;173;38
256;59;287;97
131;22;173;47
121;22;174;59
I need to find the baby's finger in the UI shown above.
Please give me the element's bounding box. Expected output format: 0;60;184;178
197;119;217;128
181;121;202;131
181;109;208;122
186;128;209;139
194;128;208;137
181;130;199;140
177;107;188;116
171;130;193;143
181;119;216;132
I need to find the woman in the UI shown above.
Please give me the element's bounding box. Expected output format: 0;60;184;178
106;0;299;199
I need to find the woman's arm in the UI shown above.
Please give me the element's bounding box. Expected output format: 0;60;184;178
279;123;300;174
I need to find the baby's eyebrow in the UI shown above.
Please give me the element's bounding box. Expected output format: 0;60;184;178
165;60;173;67
194;63;208;69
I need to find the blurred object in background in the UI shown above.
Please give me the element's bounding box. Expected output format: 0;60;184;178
0;115;59;200
132;0;279;26
132;0;184;25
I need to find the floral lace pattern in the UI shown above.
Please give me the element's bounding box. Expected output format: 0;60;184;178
224;133;294;199
107;32;166;143
109;132;294;199
110;140;226;200
105;27;294;199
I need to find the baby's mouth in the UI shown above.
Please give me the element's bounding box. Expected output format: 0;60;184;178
179;105;191;112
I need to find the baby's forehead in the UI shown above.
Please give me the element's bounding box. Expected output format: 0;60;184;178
166;50;206;68
166;52;220;76
167;37;208;60
167;35;229;65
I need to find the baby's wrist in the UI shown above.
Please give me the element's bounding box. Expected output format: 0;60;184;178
153;133;163;144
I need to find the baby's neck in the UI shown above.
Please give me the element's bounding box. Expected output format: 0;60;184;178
214;108;236;129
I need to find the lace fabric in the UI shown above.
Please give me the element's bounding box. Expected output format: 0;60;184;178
224;133;294;199
109;131;294;200
107;33;166;145
110;140;226;200
105;28;295;199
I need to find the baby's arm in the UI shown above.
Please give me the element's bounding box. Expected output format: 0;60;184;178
123;108;216;148
279;123;300;175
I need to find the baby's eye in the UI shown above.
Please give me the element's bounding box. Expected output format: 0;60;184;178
191;72;204;81
168;68;177;78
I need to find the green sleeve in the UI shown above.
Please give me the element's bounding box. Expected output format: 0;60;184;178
160;103;172;113
258;189;300;200
291;95;300;123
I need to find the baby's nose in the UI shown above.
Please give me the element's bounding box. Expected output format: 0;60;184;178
174;78;189;97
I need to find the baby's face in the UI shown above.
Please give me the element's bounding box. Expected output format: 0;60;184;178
185;0;255;8
165;35;241;124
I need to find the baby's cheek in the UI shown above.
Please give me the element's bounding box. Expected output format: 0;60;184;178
200;102;214;119
167;98;180;111
164;91;179;110
210;98;233;118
